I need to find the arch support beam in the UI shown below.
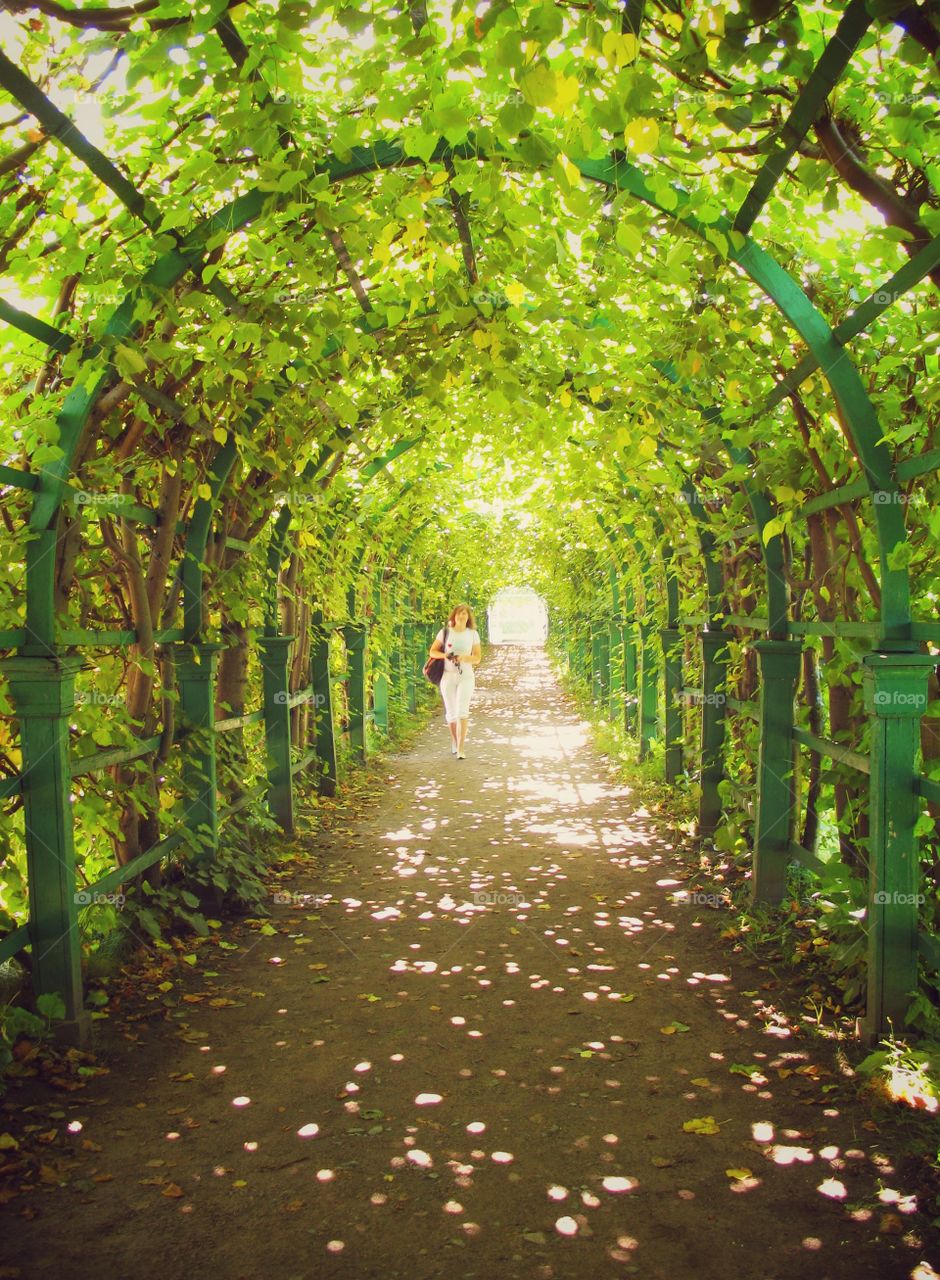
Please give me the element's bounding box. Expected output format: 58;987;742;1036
751;640;803;903
0;654;91;1046
862;652;936;1039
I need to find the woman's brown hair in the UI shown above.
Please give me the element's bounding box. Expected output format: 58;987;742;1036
447;603;476;629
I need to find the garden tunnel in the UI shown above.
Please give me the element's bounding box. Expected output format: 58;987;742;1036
0;0;937;1061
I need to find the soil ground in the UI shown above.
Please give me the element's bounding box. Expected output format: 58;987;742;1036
1;644;937;1280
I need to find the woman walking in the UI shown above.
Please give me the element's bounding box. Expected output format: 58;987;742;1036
428;604;482;759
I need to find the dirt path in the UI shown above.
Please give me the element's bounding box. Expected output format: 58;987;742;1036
1;645;936;1280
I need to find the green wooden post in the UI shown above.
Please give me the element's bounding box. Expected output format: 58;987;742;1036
590;624;601;702
344;621;368;763
862;652;935;1039
699;629;730;836
310;610;337;796
404;622;417;712
622;620;638;736
608;616;622;722
258;635;294;833
661;626;683;782
751;639;802;903
173;642;222;864
576;619;589;689
594;623;610;708
373;672;389;734
391;622;405;715
637;622;658;760
0;654;91;1045
416;622;428;702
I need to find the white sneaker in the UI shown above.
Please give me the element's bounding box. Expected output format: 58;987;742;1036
451;743;458;754
457;750;466;759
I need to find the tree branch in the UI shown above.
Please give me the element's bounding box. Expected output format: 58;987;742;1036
814;111;940;289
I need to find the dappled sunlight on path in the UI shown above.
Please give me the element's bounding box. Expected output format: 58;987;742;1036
2;646;935;1280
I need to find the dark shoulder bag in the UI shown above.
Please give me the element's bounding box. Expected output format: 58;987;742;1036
423;626;449;686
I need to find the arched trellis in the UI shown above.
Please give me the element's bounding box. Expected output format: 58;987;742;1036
0;71;935;646
0;9;937;1047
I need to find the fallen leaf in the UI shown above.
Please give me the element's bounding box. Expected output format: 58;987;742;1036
879;1213;904;1235
161;1183;185;1198
725;1167;752;1180
683;1117;720;1135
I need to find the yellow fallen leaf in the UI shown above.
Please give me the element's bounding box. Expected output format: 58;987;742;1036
683;1116;720;1135
161;1183;185;1198
726;1168;752;1180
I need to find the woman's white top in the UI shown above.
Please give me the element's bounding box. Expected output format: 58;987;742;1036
437;627;480;660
